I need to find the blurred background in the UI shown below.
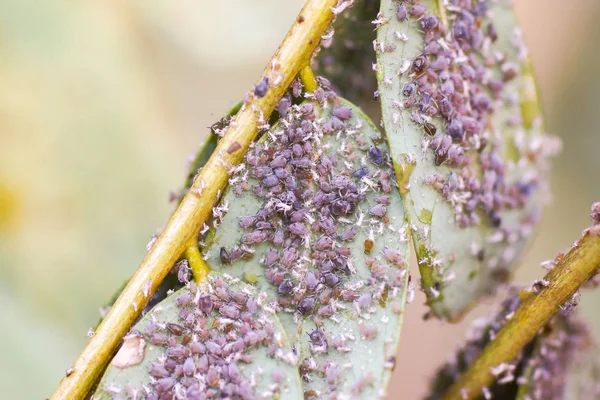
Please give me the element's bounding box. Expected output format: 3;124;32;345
1;1;600;398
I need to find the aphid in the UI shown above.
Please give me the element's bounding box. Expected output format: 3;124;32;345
412;54;429;73
219;247;231;265
332;106;352;120
447;119;464;141
149;363;170;379
219;304;241;319
339;228;356;241
402;82;416;97
419;16;438;31
166;323;185;336
155;377;176;394
262;175;279;188
423;41;440;55
453;22;468;40
409;5;426;17
239;215;256;229
254;77;269;98
277;279;294;295
364;239;374;254
353;167;368;178
297;296;316;315
487;23;498;42
167;344;189;361
308;328;328;352
369;204;387;217
177;292;193;308
314;235;334;250
227;141;241;154
397;2;408;21
289;222;308;237
356;292;373;311
198;295;214;314
368;146;384;166
424;122;437;136
322;272;341;288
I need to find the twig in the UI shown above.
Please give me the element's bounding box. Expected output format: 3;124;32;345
300;65;319;92
185;241;209;283
50;1;338;398
442;232;600;400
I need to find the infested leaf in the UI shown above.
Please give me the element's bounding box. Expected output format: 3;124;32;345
202;94;411;397
427;288;596;400
376;0;559;320
94;273;303;399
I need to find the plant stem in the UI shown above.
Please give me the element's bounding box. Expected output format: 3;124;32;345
442;233;600;400
185;241;209;283
300;65;319;92
50;1;338;398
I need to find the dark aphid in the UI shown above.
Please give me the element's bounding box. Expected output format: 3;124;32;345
402;82;416;97
397;2;408;21
419;16;438;31
412;54;429;73
332;106;353;120
227;141;241;154
424;122;437;136
219;247;231;265
289;222;308;237
308;328;328;350
364;239;374;254
409;5;426;17
368;146;384;166
254;77;269;98
439;98;453;119
447;119;464;141
453;22;468;40
297;296;316;315
322;273;341;288
277;279;294;295
353;167;368;178
198;295;214;315
166;323;185;336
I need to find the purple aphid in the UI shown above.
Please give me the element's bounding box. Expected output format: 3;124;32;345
412;54;429;73
314;236;334;250
305;271;319;290
409;5;426;17
198;295;214;315
356;292;372;311
447;119;464;141
219;304;241;320
339;228;356;241
397;2;408;21
402;82;416;97
149;363;170;378
332;106;353;120
254;77;269;98
420;16;438;31
368;146;384;166
177;292;193;307
155;377;176;394
369;204;387;217
297;296;316;315
239;215;256;229
322;273;341;288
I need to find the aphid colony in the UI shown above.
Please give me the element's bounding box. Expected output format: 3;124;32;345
386;1;558;237
427;287;593;400
105;275;298;400
201;78;409;396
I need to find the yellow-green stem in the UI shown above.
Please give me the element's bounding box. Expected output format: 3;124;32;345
442;233;600;400
300;65;319;92
50;1;338;398
185;241;209;283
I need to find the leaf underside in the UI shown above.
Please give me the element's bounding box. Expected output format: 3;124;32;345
376;0;558;320
95;273;303;399
202;95;411;398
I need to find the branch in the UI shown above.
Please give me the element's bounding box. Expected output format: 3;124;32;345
50;1;338;398
442;232;600;400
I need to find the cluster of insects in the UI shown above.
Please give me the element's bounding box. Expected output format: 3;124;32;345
123;275;297;400
428;286;592;400
196;76;410;396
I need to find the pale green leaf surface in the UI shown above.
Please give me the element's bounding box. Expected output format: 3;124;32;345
376;0;556;320
203;97;411;398
94;273;303;399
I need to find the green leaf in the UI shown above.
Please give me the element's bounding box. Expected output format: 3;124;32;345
94;273;303;399
376;0;559;320
202;95;411;397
